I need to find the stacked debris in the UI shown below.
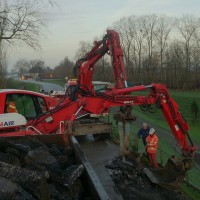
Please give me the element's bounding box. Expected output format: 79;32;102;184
106;157;188;200
0;138;88;200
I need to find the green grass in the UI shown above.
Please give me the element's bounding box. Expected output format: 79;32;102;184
181;183;200;200
43;79;66;87
4;78;40;92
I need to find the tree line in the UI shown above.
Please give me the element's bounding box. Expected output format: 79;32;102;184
113;14;200;90
74;14;200;90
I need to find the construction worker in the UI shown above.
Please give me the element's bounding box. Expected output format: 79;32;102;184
135;122;150;148
146;128;159;168
6;101;18;113
114;106;136;157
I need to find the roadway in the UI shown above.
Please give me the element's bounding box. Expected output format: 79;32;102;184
22;80;64;92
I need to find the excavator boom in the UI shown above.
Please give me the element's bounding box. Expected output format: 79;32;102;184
74;30;127;91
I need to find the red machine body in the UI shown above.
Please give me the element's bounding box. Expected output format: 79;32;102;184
0;30;196;158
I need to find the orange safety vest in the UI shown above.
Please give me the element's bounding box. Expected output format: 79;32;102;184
6;101;18;113
146;134;158;154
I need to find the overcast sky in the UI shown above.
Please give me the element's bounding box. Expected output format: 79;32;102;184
8;0;200;70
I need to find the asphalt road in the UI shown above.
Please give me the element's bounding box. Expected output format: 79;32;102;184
22;80;64;92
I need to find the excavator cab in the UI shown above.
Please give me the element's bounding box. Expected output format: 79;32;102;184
5;93;47;119
0;90;59;121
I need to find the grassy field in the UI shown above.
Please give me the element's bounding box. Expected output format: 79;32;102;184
44;79;66;87
3;78;40;92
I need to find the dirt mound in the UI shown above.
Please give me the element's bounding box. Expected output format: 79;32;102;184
0;138;88;200
106;157;188;200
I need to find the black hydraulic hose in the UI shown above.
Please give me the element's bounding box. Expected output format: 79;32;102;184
70;85;80;101
186;131;194;147
70;84;94;102
31;100;72;126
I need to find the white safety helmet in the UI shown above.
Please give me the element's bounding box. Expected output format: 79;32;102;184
149;128;155;135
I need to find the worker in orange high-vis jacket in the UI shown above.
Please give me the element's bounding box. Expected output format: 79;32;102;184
6;101;18;113
146;128;159;168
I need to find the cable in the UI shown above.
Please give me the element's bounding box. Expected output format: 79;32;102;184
70;84;94;101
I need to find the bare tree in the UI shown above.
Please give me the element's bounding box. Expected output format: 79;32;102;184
0;1;8;85
191;34;200;88
177;15;200;84
29;59;45;69
0;0;47;48
53;57;74;79
0;40;7;87
75;41;93;60
114;17;135;75
131;16;145;80
0;0;56;86
14;59;30;77
165;40;185;89
139;14;158;80
156;15;173;82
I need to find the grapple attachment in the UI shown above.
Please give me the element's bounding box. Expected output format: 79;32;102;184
144;156;193;190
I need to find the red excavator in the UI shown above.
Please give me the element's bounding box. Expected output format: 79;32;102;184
0;30;197;188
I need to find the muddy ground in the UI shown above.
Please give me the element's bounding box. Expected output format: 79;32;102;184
0;137;90;200
106;157;188;200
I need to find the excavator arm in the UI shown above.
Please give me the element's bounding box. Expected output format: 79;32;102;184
74;30;127;91
72;29;196;155
0;30;196;156
21;83;196;156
